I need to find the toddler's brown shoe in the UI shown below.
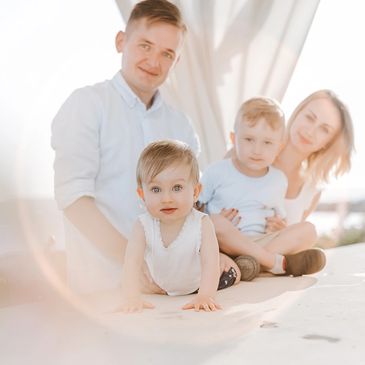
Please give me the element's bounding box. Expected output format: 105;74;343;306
284;248;326;276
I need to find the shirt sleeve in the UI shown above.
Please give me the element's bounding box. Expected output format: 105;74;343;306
51;87;102;209
185;116;201;157
174;113;200;157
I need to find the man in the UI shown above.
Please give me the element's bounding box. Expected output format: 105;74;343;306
51;0;199;293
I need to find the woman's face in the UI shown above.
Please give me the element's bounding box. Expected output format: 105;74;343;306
289;97;342;155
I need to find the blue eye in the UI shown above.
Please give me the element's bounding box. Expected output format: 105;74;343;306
172;185;183;192
151;186;161;193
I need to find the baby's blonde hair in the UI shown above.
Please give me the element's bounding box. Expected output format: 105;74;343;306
136;140;199;187
287;90;354;185
234;97;285;133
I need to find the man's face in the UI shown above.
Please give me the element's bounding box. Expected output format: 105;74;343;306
117;19;184;105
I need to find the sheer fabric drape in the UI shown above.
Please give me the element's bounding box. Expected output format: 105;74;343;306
115;0;320;167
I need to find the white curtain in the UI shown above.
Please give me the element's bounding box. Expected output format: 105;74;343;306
115;0;320;168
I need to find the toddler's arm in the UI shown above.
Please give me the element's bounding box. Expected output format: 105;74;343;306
265;214;287;232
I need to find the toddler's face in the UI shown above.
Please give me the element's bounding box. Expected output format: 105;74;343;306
232;117;283;176
139;163;200;223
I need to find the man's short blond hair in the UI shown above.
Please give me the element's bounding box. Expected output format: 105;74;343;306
234;97;285;133
127;0;187;33
136;140;199;187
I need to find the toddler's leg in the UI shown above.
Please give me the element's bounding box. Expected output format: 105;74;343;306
260;221;317;255
260;222;325;276
211;214;276;268
213;216;324;276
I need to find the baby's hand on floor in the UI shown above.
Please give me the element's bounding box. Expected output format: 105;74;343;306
182;294;222;312
118;296;155;313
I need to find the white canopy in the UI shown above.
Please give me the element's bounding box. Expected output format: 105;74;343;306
115;0;320;167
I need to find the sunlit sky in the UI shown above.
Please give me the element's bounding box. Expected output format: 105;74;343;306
1;0;364;204
282;0;365;203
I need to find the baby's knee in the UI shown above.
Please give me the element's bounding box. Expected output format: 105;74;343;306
218;252;241;283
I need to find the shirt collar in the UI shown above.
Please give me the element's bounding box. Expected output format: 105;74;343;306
111;71;163;112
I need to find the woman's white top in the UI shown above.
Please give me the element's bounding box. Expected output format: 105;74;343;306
285;180;319;224
139;209;205;296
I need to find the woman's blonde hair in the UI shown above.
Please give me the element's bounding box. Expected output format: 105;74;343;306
287;90;354;185
136;140;200;187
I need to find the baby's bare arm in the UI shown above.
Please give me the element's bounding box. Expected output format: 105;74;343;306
182;217;222;311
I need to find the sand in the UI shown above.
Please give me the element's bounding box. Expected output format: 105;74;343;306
1;243;365;364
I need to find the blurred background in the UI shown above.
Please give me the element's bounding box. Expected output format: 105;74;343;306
1;0;364;257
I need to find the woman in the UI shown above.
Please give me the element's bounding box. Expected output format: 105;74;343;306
267;89;354;230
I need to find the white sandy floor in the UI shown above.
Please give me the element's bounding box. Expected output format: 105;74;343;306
1;243;365;365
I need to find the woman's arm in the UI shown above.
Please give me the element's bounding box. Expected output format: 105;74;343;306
265;190;322;231
302;191;322;221
182;216;222;311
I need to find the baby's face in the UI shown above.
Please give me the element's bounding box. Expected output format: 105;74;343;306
141;163;200;223
232;117;284;176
